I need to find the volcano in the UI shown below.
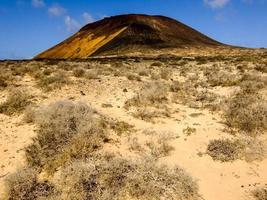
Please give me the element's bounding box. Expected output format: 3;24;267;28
35;14;223;59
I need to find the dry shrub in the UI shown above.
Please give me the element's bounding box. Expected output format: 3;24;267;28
3;168;54;200
151;61;162;67
138;68;150;76
133;107;170;122
241;138;266;162
252;187;267;200
183;126;196;136
171;81;221;110
85;70;99;79
146;140;174;159
160;68;171;80
53;157;199;200
0;88;32;115
255;64;267;73
126;73;141;81
0;77;8;88
239;73;266;93
73;67;85;77
0;70;13;89
25;101;108;174
206;139;245;162
150;71;161;80
110;121;134;136
37;70;70;91
224;91;267;135
206;70;240;87
125;82;168;108
207;138;266;162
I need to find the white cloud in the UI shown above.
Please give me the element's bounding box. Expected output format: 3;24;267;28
82;12;95;24
32;0;45;8
204;0;230;8
65;15;81;32
48;5;66;16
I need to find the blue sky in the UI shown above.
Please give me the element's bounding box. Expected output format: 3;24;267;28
0;0;267;59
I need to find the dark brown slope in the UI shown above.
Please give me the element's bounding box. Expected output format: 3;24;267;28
36;14;224;59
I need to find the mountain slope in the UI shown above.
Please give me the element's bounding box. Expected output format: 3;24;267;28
35;14;223;59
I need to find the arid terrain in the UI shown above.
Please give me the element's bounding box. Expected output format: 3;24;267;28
0;47;266;200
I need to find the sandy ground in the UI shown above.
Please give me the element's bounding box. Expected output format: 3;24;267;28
0;58;266;200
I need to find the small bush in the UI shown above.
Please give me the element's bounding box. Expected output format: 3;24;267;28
3;168;54;200
53;158;199;200
150;71;161;80
224;91;267;134
125;82;168;108
133;107;170;122
183;126;196;136
150;62;162;67
252;187;267;200
206;70;240;87
0;88;32;115
25;101;108;174
73;67;85;77
138;68;150;76
126;73;141;81
146;140;174;158
0;71;12;89
85;70;99;79
0;77;8;88
36;70;70;91
207;139;245;162
160;68;171;80
255;64;267;73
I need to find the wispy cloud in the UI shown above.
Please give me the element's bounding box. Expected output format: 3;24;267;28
48;5;66;16
204;0;230;8
82;12;95;24
32;0;45;8
65;15;81;32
